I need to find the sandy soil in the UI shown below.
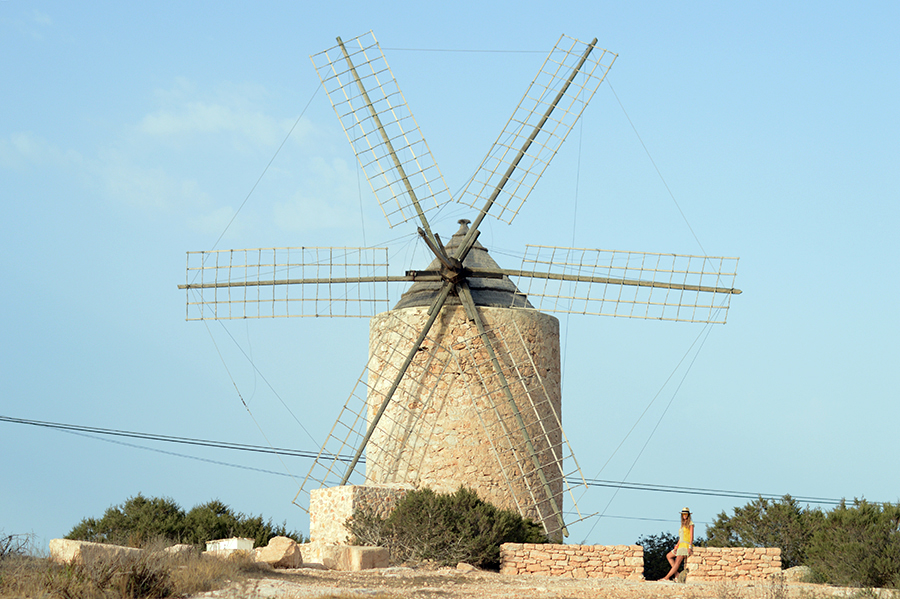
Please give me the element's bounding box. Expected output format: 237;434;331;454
193;565;863;599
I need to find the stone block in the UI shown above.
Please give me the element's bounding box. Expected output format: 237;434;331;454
343;546;389;570
255;536;303;569
310;484;411;545
312;544;389;571
164;544;196;556
205;537;254;559
49;539;142;564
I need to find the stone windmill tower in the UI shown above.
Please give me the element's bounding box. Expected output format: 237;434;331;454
180;32;741;540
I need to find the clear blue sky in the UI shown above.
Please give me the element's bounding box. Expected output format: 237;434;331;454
2;1;898;549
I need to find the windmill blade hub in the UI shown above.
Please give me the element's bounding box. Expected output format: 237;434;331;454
397;220;531;310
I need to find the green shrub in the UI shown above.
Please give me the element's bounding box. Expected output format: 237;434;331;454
67;494;186;547
346;486;547;570
705;495;824;568
806;499;900;588
705;495;900;587
636;531;678;580
66;494;304;549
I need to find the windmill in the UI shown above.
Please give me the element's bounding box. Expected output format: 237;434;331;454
179;32;741;541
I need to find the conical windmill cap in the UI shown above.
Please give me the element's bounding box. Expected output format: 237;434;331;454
393;219;533;310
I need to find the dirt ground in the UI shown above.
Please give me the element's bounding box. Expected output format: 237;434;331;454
193;565;866;599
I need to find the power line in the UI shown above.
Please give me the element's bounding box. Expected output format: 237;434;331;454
571;478;843;506
2;414;848;506
0;414;351;462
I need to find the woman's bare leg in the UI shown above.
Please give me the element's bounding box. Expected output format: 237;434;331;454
665;549;676;568
662;553;684;580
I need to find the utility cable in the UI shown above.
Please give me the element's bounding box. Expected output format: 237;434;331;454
58;428;295;478
1;414;848;505
0;414;332;459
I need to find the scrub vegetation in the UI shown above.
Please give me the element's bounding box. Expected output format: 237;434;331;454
65;493;304;548
0;539;274;599
0;494;305;599
347;486;548;569
647;496;900;588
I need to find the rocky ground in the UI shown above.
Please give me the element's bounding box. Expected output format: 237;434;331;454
193;565;872;599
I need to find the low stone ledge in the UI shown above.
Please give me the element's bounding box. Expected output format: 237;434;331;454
500;543;644;580
310;484;412;545
299;542;389;571
686;547;782;581
49;539;142;564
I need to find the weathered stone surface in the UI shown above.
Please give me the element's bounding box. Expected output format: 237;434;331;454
342;546;389;571
164;543;195;556
255;536;303;569
685;547;781;581
456;562;478;573
310;484;411;545
783;565;811;582
204;537;255;560
368;305;563;540
302;543;388;571
49;539;142;564
500;543;644;580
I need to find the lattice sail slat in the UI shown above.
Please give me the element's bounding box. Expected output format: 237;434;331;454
513;245;740;324
458;35;616;224
311;32;453;228
182;247;390;320
291;313;459;500
454;319;590;537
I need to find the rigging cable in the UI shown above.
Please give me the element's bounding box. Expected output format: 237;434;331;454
579;321;716;543
209;318;318;449
204;85;319;257
203;318;301;486
560;80;587;392
605;78;706;256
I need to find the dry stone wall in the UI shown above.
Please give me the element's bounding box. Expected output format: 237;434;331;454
686;547;782;581
309;484;411;544
500;543;644;580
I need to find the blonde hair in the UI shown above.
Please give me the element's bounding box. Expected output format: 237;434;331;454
681;511;693;528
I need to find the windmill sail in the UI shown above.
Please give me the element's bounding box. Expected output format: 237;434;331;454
458;35;616;224
180;247;392;319
509;246;740;323
311;32;452;231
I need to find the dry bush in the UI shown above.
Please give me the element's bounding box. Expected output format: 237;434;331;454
0;554;51;598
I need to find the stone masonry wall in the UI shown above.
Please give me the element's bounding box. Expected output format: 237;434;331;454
686;547;782;581
500;543;644;579
368;306;564;540
309;484;411;544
